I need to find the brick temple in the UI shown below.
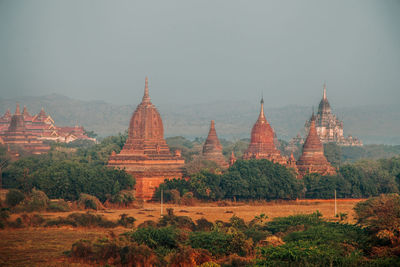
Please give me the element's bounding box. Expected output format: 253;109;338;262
296;113;336;177
201;120;228;169
0;104;95;145
0;104;50;155
243;98;290;166
108;77;185;200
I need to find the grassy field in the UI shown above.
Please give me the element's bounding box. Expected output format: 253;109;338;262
0;199;363;266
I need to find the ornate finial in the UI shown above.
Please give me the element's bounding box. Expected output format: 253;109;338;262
210;120;215;129
23;105;27;114
15;103;20;115
323;82;327;100
259;97;265;120
142;76;151;103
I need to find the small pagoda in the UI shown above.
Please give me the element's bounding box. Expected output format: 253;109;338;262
202;120;228;169
296;113;336;177
108;77;185;200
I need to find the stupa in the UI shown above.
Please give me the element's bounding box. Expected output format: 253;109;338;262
202;120;228;168
296;113;336;177
243;98;287;165
108;77;185;200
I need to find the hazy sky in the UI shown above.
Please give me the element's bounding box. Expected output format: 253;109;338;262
0;0;399;107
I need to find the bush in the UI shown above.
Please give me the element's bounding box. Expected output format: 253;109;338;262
77;194;104;210
106;190;135;208
14;189;49;212
45;212;117;228
118;213;136;228
5;189;25;207
47;199;71;212
266;212;323;234
127;226;180;250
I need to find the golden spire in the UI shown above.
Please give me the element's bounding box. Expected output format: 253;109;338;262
323;82;327;100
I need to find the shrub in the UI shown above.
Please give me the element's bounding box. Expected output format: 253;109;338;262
5;189;25;207
127;226;180;250
265;212;324;234
14;189;49;212
118;213;136;228
189;230;231;256
195;218;214;232
47;199;71;212
45;212;117;228
77;194;104;210
106;190;135;208
181;192;195;206
166;246;212;267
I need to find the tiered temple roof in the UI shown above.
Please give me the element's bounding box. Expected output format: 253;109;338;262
0;104;95;145
108;77;185;200
305;83;362;146
296;113;336;177
0;104;50;155
201;120;228;168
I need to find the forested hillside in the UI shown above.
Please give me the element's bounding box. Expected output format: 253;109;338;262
1;94;400;144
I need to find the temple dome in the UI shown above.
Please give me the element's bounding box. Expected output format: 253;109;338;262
128;77;164;140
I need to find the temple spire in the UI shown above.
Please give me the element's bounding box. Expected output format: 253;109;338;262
323;82;327;100
15;103;20;115
259;97;265;120
142;76;151;103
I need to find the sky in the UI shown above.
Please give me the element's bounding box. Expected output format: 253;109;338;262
0;0;399;107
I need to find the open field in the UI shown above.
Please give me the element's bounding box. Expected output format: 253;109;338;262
0;199;364;266
40;198;365;225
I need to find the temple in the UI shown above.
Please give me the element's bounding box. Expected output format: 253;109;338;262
0;104;51;156
0;104;95;145
304;83;362;146
201;120;228;168
108;77;185;200
243;98;289;165
296;113;336;177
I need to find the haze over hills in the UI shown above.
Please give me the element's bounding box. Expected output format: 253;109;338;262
1;94;399;145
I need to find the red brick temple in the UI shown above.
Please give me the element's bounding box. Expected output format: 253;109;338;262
296;113;336;177
202;120;228;168
108;77;185;200
0;104;50;155
243;98;288;165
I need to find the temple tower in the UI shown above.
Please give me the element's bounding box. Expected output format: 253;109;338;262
243;98;287;164
297;113;336;177
202;120;228;168
108;77;185;199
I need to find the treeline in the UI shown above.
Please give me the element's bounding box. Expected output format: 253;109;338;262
1;133;133;203
157;157;400;201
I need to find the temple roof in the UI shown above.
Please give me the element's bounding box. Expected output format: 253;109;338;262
318;83;331;114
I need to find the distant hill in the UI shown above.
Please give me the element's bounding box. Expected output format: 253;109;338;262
1;94;399;145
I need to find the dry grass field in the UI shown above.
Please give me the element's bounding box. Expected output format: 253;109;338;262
0;199;364;266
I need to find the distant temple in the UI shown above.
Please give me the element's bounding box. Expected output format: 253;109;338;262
302;84;362;146
0;104;95;147
296;113;336;177
201;120;228;169
108;77;185;200
243;98;296;169
0;104;50;155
